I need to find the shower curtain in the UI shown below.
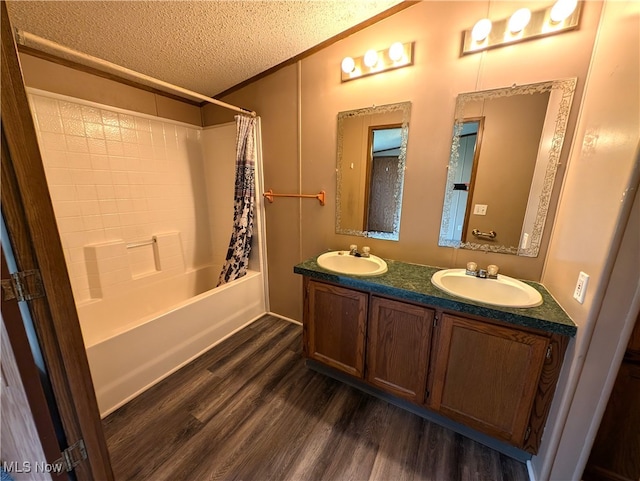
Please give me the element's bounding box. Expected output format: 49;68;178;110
218;115;257;286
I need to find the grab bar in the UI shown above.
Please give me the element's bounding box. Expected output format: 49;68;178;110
126;236;157;249
263;189;325;206
471;229;497;239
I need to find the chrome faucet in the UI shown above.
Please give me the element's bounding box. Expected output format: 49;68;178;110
465;262;499;279
349;245;371;257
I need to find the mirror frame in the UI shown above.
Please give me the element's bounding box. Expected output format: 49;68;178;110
438;78;577;256
336;101;411;240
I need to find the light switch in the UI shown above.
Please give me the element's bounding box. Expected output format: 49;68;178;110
473;204;488;215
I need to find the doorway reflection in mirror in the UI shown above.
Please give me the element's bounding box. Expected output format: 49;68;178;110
336;101;411;241
366;126;403;233
439;78;576;256
446;119;482;243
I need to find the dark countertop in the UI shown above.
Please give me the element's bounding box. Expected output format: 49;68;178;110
294;256;577;337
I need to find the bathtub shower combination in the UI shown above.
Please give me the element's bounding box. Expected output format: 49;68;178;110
28;89;268;416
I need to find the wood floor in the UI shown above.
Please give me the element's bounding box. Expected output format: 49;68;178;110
103;315;529;481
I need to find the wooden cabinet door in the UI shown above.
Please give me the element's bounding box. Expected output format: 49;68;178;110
303;280;368;378
366;297;434;403
430;313;548;448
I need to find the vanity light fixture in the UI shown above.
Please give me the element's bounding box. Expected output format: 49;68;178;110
363;49;379;68
341;57;356;74
462;0;582;55
550;0;579;23
471;18;493;42
341;41;414;82
388;42;405;62
508;8;532;34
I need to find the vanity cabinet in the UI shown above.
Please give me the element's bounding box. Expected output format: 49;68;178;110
428;313;549;447
366;296;434;403
303;279;367;377
301;277;568;454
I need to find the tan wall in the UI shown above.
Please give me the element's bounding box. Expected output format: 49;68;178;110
19;53;202;126
220;1;602;321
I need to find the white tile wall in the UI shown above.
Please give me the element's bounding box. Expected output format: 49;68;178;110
28;91;214;304
201;123;236;272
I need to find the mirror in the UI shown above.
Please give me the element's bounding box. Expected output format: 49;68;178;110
438;78;576;256
336;101;411;240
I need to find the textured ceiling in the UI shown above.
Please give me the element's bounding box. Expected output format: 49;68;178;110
7;0;405;98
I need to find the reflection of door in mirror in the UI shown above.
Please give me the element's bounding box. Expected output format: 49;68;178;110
364;125;402;233
438;78;576;256
464;93;549;247
450;119;483;242
336;101;411;241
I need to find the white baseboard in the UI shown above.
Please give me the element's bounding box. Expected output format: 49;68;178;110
268;311;302;326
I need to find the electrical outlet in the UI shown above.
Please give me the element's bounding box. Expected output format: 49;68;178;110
473;204;488;215
573;271;589;304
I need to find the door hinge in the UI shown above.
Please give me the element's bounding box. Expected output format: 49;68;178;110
546;345;552;360
1;269;45;302
524;426;531;441
54;439;87;473
433;315;438;328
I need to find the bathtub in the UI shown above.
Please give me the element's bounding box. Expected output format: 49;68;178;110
78;266;266;416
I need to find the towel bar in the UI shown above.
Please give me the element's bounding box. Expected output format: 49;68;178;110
263;189;325;206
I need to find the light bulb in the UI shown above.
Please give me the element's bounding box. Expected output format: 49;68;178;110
388;42;404;62
341;57;355;74
508;8;531;33
471;18;492;42
550;0;578;23
363;49;379;68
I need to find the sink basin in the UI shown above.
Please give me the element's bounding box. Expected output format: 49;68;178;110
431;269;543;308
317;251;388;277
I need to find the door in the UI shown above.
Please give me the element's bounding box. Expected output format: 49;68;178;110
1;4;114;479
429;313;548;448
1;246;64;480
584;312;640;481
303;279;367;377
365;296;434;403
363;124;403;233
